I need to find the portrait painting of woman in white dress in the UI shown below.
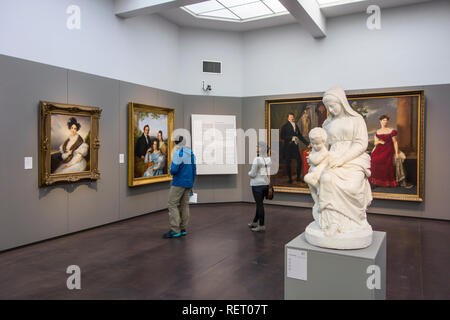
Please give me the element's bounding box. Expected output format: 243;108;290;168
51;116;90;174
39;101;101;187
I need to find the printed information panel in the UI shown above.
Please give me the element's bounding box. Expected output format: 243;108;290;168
286;248;307;281
191;114;237;175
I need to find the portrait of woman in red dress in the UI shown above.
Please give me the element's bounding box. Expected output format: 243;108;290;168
369;114;399;187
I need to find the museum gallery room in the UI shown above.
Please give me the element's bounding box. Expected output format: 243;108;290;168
0;0;449;302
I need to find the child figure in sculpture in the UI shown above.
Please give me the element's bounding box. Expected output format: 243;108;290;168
304;127;329;188
304;127;329;227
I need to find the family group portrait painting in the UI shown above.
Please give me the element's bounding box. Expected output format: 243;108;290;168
39;102;101;187
265;90;424;201
128;102;174;187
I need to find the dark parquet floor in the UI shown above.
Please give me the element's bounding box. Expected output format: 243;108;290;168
0;203;449;299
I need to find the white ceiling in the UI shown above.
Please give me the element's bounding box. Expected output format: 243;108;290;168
156;0;433;32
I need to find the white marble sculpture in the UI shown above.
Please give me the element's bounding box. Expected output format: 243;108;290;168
305;86;373;250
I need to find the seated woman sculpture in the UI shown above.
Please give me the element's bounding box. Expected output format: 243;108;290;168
305;86;373;249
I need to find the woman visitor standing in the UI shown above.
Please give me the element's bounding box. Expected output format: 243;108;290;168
248;141;271;232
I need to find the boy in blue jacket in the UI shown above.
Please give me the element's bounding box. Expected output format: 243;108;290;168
163;136;197;238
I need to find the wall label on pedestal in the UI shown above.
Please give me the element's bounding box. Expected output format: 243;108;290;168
286;248;307;281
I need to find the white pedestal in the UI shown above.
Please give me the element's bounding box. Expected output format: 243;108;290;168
284;231;386;300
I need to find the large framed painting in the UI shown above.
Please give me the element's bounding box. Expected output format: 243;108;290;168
39;101;101;187
265;90;425;201
128;102;174;187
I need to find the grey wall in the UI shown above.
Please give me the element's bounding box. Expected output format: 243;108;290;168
1;53;449;251
0;56;69;251
242;85;450;221
0;54;243;251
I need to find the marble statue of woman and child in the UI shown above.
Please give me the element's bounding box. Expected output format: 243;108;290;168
304;86;374;250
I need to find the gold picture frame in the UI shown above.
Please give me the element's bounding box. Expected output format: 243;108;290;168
265;90;425;202
128;102;174;187
39;101;101;187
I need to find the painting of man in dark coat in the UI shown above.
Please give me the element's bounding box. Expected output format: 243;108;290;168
135;124;155;160
280;113;309;184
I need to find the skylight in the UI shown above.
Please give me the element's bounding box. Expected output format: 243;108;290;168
183;0;289;22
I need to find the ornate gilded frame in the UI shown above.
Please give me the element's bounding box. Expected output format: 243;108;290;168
39;101;101;187
128;102;175;187
265;90;425;202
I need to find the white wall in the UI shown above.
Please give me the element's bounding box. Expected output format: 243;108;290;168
0;0;180;92
178;27;243;97
0;0;449;97
242;0;450;96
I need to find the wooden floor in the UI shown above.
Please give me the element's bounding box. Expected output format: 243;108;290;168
0;203;449;300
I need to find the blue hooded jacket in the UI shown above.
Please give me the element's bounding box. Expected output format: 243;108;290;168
170;146;196;188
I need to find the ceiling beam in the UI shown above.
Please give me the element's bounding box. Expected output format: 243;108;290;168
320;0;433;18
279;0;327;38
115;0;208;18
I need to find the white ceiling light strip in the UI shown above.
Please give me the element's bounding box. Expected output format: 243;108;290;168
263;0;287;13
216;0;244;20
185;0;224;14
229;2;272;20
183;0;288;22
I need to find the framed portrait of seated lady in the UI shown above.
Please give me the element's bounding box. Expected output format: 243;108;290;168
39;101;102;187
265;90;425;202
128;102;174;187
